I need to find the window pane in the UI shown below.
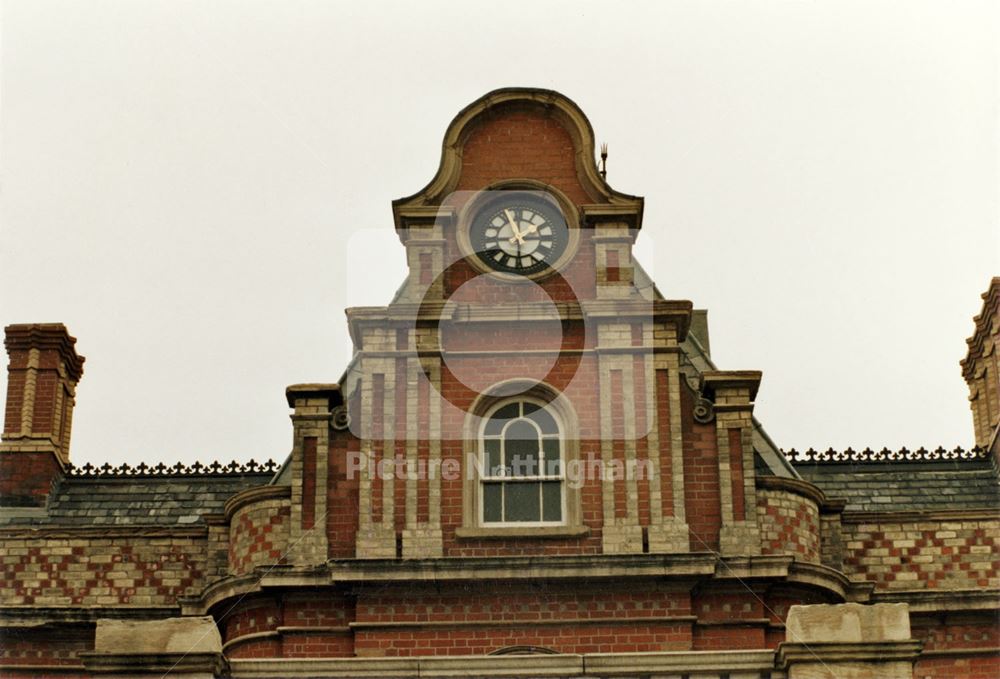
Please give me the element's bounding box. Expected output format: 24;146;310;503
484;439;502;476
522;401;540;415
505;420;539;476
528;407;558;435
484;402;520;436
543;439;561;475
504;482;541;522
483;483;502;522
542;482;562;522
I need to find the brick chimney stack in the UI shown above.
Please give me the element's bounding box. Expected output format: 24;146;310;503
1;324;85;507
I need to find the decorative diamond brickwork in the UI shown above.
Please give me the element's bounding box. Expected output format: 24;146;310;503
757;489;821;561
843;519;1000;590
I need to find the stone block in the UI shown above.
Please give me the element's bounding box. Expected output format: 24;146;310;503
786;603;910;644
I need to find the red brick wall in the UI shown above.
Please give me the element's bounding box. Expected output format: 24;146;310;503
682;387;722;552
353;581;692;656
0;625;91;669
327;432;360;559
911;618;1000;678
0;450;61;507
354;622;691;657
454;105;591;205
220;593;354;659
914;655;1000;679
2;349;28;435
438;350;605;557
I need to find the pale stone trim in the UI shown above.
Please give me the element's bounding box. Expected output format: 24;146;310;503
391;89;644;233
716;414;736;525
454;525;590;539
428;360;442;528
230;649;777;679
356;358;398;558
404;357;418;528
643;352;664;524
349;614;697;630
224;485;291;521
17;348;40;437
329;552;717;582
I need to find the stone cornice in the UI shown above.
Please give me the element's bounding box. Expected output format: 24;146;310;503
349;615;698;631
961;276;999;378
0;525;207;538
229;649;777;678
80;651;226;676
872;587;1000;614
328;553;718;583
391;88;644;237
223;484;291;521
756;475;842;512
716;556;874;602
285;383;341;408
840;508;1000;524
4;323;85;382
182;554;870;615
776;640;923;668
701;370;762;402
0;605;181;628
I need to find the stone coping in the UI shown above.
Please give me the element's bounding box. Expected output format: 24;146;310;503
348;615;698;631
0;605;181;628
776;640;923;668
0;525;208;538
79;651;225;675
453;525;591;540
223;484;291;521
183;555;872;615
756;475;839;511
229;649;777;678
873;587;1000;614
328;553;718;582
839;508;1000;523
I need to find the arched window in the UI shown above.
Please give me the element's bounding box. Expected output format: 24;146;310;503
479;399;564;524
458;380;587;539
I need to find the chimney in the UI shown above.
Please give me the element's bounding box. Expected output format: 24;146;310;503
1;324;85;507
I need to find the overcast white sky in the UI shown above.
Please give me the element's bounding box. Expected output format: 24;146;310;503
1;1;997;467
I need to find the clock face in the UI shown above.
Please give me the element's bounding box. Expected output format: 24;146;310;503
470;197;569;275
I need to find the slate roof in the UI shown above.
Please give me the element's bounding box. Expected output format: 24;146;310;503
795;463;1000;513
0;473;277;527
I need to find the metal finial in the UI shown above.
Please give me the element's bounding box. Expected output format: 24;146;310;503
599;143;608;179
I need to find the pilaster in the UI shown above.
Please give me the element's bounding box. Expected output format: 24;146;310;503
703;371;762;557
778;603;920;679
285;383;337;565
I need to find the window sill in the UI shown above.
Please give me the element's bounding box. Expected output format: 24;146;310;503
454;525;591;540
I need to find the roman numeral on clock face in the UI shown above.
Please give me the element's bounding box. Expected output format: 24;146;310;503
472;198;568;275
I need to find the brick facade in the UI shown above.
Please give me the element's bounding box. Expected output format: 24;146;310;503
0;89;997;678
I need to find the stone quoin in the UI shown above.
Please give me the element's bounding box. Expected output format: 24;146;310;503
1;89;997;679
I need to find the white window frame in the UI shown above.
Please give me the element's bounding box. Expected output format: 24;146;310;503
478;397;566;527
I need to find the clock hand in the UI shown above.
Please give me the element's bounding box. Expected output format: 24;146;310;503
504;209;525;244
508;222;538;244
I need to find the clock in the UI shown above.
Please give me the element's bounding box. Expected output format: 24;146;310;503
470;195;569;276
